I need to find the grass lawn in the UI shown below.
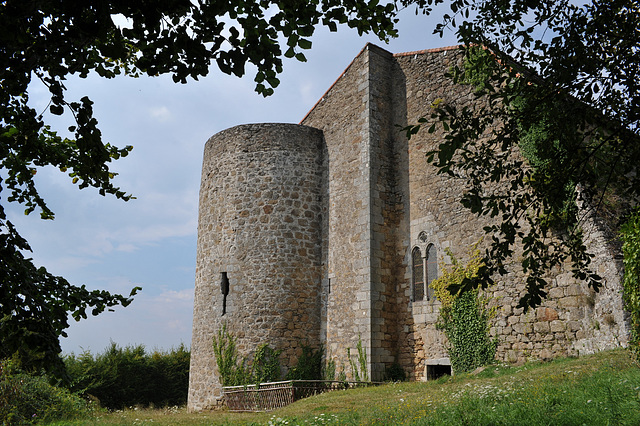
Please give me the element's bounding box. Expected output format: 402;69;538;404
57;349;640;425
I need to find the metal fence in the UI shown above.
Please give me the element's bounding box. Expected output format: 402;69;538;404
223;380;377;412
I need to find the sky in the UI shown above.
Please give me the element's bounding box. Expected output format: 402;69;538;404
7;6;459;355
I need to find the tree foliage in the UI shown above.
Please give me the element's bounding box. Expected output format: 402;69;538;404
0;358;91;425
402;0;640;309
0;222;138;377
0;0;398;377
64;343;190;409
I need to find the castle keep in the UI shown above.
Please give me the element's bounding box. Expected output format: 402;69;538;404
188;44;628;411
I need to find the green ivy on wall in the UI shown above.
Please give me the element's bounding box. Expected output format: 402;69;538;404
621;208;640;361
430;246;497;373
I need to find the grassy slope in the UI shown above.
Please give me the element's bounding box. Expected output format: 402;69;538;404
62;349;640;426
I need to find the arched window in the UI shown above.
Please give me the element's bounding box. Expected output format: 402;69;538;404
412;247;424;302
426;244;437;301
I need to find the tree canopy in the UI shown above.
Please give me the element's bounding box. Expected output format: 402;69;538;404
0;0;397;376
1;0;638;374
403;0;639;310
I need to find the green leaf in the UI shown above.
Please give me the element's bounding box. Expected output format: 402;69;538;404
284;47;295;58
298;38;312;49
50;104;64;115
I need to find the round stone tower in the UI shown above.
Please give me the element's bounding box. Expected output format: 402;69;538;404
188;123;325;411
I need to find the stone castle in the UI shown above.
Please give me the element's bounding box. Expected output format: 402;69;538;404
187;44;628;411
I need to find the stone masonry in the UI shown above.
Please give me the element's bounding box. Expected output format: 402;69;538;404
187;44;629;411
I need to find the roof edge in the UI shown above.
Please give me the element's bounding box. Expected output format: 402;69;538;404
299;43;462;124
300;43;384;124
393;45;461;57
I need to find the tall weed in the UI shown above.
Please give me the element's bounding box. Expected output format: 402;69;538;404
212;324;281;386
347;336;369;382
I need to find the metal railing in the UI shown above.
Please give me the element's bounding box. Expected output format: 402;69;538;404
223;380;378;412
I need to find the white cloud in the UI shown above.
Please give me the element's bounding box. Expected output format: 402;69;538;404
149;106;173;121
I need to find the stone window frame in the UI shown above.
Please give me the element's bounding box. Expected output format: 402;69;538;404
412;231;438;303
412;246;425;302
425;243;437;301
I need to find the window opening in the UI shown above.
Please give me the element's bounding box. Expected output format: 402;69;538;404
220;272;229;316
426;245;437;301
412;247;424;302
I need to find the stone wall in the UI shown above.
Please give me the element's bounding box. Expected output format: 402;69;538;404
390;46;628;372
392;47;475;379
302;45;377;379
188;43;628;411
188;123;324;411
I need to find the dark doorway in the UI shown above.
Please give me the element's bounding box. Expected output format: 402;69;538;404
427;364;451;380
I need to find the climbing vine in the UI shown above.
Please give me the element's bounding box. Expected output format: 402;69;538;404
430;246;497;373
621;208;640;361
211;324;281;386
252;344;282;384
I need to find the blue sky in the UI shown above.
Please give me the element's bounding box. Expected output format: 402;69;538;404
8;7;458;355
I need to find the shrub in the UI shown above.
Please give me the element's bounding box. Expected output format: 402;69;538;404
384;362;406;382
64;343;190;409
252;343;282;384
212;324;253;386
212;324;282;386
285;344;323;380
0;358;91;425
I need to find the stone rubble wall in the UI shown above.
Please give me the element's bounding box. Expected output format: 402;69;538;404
391;47;628;373
188;123;324;411
392;47;473;379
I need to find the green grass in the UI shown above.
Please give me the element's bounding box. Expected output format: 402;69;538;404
58;349;640;425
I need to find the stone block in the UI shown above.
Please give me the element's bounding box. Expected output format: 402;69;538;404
567;321;581;332
560;296;580;308
537;307;559;322
565;284;583;297
513;323;533;334
533;321;550;333
548;287;565;299
550;320;566;333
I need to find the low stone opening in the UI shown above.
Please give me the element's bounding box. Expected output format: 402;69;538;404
425;358;451;380
427;364;451;380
